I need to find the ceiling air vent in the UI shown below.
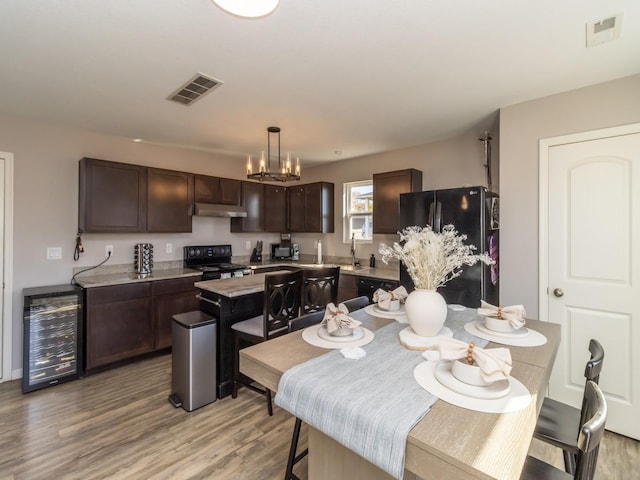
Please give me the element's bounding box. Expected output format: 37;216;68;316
167;73;223;106
586;14;623;48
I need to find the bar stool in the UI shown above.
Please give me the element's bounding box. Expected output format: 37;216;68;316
301;266;340;314
231;270;302;416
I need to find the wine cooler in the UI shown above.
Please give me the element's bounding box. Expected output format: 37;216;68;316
23;285;84;393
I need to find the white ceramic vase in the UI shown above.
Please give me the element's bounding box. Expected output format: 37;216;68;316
404;288;447;337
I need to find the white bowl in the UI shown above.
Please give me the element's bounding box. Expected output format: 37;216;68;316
484;316;517;333
330;325;354;337
379;299;400;311
451;359;492;387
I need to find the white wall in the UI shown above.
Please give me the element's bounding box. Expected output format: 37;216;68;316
499;73;640;319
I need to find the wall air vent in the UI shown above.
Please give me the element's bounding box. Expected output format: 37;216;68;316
586;14;623;48
167;73;223;106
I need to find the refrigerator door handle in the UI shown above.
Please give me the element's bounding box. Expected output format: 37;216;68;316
434;202;442;232
427;201;435;227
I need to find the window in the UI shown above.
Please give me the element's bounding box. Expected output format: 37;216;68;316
344;180;373;242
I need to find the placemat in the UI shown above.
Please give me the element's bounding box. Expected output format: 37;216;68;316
464;321;547;347
301;324;375;349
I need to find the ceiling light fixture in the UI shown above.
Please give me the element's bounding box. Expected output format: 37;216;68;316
247;127;301;182
211;0;279;18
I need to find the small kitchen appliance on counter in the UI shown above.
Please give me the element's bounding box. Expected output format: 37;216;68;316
134;243;153;274
183;244;250;280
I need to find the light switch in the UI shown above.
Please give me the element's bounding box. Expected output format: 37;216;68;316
246;241;251;250
166;243;173;254
47;247;62;260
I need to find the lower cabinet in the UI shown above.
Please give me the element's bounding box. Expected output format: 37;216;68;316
151;277;201;350
85;276;201;372
85;283;153;371
337;274;358;303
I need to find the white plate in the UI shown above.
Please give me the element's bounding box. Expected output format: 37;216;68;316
317;325;365;343
447;304;466;311
434;362;510;399
363;304;408;322
477;322;529;338
372;304;405;315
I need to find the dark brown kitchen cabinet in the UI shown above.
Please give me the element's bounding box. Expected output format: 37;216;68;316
151;277;201;350
264;184;288;232
288;182;334;233
194;175;241;205
337;274;358;303
85;283;153;371
78;158;147;233
147;168;194;233
373;169;422;234
231;181;264;232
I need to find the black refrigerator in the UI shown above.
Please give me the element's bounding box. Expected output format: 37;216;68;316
23;285;84;393
399;186;499;308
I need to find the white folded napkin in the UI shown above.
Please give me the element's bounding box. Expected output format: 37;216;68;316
372;286;408;309
477;300;527;329
340;347;367;359
322;302;362;334
438;337;512;383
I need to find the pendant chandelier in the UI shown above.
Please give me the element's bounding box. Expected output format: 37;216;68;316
246;127;301;182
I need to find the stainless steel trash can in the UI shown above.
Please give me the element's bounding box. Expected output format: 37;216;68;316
169;311;217;412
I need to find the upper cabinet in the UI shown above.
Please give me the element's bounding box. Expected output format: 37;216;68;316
147;168;194;233
373;169;422;234
79;159;193;233
264;184;288;233
79;158;147;233
231;181;264;233
194;175;241;205
288;182;334;233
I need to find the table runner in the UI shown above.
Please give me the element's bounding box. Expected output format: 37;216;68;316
275;308;488;479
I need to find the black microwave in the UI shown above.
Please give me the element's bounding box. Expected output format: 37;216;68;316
271;243;299;261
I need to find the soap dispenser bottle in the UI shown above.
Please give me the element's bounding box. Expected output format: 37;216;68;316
369;254;376;268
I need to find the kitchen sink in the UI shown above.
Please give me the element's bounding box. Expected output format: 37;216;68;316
338;265;368;272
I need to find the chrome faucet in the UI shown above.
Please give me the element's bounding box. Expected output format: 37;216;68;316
350;233;356;266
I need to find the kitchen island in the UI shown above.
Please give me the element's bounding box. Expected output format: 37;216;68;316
240;311;561;480
194;271;292;398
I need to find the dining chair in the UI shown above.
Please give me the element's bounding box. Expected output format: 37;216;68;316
231;270;303;416
521;381;607;480
342;295;369;311
533;339;604;474
301;266;340;314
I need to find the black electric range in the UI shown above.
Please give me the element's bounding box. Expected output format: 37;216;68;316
183;244;250;280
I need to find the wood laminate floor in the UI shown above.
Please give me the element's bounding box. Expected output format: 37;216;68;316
0;354;636;480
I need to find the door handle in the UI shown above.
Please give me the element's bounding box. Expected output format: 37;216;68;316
553;288;564;298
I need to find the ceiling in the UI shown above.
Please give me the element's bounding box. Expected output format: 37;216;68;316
1;1;639;166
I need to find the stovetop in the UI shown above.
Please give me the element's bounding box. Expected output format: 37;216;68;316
184;245;248;273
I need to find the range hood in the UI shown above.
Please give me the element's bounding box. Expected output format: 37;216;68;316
193;203;247;218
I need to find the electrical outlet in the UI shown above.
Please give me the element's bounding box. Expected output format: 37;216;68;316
166;243;173;254
106;245;114;256
245;240;251;250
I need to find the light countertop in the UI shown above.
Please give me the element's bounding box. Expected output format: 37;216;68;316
195;270;292;297
74;267;203;288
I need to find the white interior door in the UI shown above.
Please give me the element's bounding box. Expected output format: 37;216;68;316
543;126;640;439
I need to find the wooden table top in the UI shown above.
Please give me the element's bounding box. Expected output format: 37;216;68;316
240;311;560;480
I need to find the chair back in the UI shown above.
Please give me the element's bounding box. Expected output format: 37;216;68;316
301;267;340;313
579;339;605;429
342;295;369;312
263;270;303;338
288;310;325;333
584;339;605;383
574;381;607;480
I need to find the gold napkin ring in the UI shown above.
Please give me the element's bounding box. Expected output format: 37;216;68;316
467;342;475;365
497;306;503;320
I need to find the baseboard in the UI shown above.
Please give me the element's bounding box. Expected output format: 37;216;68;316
12;368;22;381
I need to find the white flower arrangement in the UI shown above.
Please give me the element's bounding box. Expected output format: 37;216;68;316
379;224;494;290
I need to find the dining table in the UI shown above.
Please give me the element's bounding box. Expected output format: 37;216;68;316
240;307;560;480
